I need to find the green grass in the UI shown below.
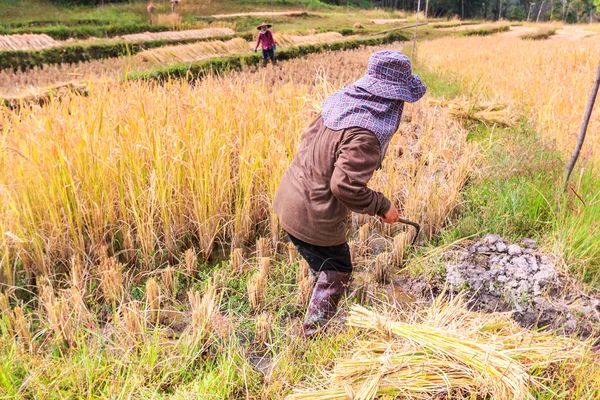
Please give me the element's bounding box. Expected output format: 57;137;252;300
426;116;600;286
462;24;510;36
521;27;557;40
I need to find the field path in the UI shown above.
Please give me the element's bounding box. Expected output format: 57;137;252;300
552;26;597;40
437;22;501;31
499;26;537;37
203;11;308;19
370;18;408;25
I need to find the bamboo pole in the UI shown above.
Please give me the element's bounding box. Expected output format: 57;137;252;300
412;0;422;61
564;61;600;189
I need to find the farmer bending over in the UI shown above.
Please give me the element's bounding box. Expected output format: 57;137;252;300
254;22;278;66
273;51;427;338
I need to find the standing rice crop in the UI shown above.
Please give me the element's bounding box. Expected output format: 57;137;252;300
417;35;600;160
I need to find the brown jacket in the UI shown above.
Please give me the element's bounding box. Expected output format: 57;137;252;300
273;116;391;246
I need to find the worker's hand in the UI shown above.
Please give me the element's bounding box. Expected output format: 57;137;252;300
254;48;258;53
380;205;399;224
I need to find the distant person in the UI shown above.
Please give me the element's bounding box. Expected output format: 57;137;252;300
273;51;427;338
170;0;179;14
254;22;278;67
147;3;156;23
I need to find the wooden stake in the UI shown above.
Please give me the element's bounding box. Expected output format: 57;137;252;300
564;61;600;189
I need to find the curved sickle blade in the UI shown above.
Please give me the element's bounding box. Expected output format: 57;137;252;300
397;218;420;246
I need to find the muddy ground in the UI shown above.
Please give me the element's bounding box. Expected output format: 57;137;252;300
377;234;600;342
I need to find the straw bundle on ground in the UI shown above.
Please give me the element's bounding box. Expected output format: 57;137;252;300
275;32;345;47
0;34;59;51
288;296;588;399
429;97;518;127
119;28;234;42
136;37;249;65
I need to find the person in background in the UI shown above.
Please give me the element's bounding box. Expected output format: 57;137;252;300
254;22;278;67
273;50;427;338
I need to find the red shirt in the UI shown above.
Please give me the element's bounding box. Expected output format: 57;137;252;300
256;30;275;50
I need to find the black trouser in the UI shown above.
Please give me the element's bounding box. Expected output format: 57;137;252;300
287;232;353;274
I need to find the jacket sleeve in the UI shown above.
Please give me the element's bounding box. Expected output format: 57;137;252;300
255;33;262;48
330;130;391;217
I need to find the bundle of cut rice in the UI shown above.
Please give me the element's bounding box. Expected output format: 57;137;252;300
136;37;250;65
0;34;59;51
288;295;589;400
119;28;235;42
429;97;518;127
275;32;345;47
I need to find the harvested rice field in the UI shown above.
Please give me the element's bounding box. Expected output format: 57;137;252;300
2;1;600;399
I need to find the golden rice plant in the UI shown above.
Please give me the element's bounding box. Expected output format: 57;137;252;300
99;257;124;304
146;277;160;324
392;232;412;265
373;252;391;284
418;35;600;159
297;259;315;306
117;301;146;348
0;43;475;288
187;278;219;343
230;248;244;274
258;257;271;280
12;306;32;350
287;242;299;262
247;273;265;312
358;223;370;244
162;266;175;299
0;292;13;334
70;256;85;293
184;248;197;276
257;237;270;259
40;283;75;346
255;312;274;344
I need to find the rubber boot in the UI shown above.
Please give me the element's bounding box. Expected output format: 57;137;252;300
262;58;268;67
302;270;351;338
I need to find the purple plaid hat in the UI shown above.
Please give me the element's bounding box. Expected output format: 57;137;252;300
321;50;426;157
354;50;426;102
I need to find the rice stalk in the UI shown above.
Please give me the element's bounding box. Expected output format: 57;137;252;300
255;312;274;344
162;266;175;299
188;278;219;343
392;232;412;266
257;237;270;259
373;252;391;284
230;248;244;274
184;248;197;276
40;283;75;346
146;277;160;324
99;256;124;304
247;273;265;312
258;257;270;280
12;306;32;350
118;301;146;348
347;305;534;399
287;242;299;262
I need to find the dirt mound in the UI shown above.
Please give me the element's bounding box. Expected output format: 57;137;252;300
445;234;600;337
